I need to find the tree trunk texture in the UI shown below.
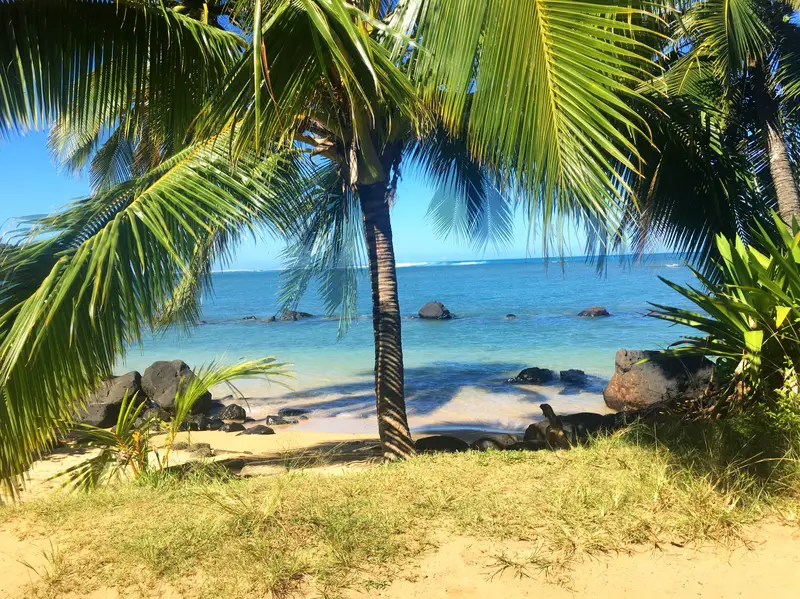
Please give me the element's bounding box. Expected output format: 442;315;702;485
766;122;800;227
359;182;415;460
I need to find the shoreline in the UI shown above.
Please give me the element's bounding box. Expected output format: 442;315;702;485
210;373;612;436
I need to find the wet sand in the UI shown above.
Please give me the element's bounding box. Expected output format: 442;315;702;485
223;374;611;436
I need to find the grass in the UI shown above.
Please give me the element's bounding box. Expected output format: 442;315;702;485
2;420;800;598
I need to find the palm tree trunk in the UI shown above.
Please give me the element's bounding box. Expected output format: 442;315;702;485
766;122;800;226
359;182;415;460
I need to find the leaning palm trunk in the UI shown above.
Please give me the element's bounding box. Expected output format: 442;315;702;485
766;122;800;226
359;181;415;460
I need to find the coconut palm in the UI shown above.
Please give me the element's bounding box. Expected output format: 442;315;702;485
0;0;662;488
633;0;800;237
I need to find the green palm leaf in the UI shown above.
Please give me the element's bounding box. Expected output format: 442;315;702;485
0;139;303;494
0;0;242;138
391;0;662;232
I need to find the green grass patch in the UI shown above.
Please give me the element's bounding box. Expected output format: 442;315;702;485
3;421;800;598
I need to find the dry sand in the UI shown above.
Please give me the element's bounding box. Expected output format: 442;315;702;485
2;523;799;598
7;425;505;502
347;523;800;598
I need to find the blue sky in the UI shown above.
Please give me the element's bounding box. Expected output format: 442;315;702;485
0;131;589;269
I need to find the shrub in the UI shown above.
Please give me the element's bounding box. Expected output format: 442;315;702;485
651;215;800;427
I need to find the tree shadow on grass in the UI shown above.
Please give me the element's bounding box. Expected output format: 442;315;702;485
620;417;800;490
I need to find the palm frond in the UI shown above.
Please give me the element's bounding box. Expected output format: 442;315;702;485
0;138;304;494
279;160;366;337
410;123;514;252
198;0;423;174
618;95;777;275
391;0;663;242
0;0;242;138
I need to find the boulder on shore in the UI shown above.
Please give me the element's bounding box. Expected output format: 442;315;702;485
603;349;714;411
415;435;469;453
238;425;275;436
142;360;212;415
205;418;224;431
470;434;518;451
508;367;554;385
220;422;246;433
560;369;587;386
218;404;247;421
266;415;296;425
76;372;143;428
278;407;310;418
578;306;611;317
524;422;548;443
418;301;453;320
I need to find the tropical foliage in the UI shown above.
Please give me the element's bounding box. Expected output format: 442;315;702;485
0;0;668;486
57;358;287;491
650;215;800;429
619;0;800;267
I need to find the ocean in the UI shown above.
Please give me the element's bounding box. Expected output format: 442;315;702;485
120;256;696;433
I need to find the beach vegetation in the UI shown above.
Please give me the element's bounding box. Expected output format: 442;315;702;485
53;357;287;491
651;215;800;433
616;0;800;269
0;0;665;484
3;421;799;598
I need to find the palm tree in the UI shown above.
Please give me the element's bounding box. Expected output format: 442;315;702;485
649;0;800;226
0;0;662;487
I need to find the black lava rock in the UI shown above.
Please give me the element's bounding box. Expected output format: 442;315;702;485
414;435;469;453
509;367;555;384
218;404;247;421
220;422;246;433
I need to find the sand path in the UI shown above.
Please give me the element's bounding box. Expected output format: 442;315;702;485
346;523;800;598
1;523;798;598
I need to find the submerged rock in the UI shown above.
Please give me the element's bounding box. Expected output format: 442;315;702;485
279;310;313;322
560;369;587;385
418;301;453;320
578;306;611;317
218;404;247;421
266;415;296;425
238;425;275;436
142;360;212;415
414;435;469;453
603;349;714;411
76;371;143;428
278;408;310;418
508;367;554;385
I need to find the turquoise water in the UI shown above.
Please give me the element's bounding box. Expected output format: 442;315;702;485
120;256;696;432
